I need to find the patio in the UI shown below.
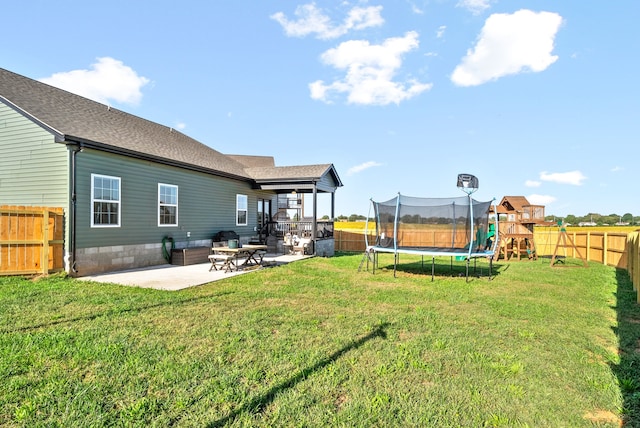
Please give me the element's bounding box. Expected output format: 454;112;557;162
79;252;309;291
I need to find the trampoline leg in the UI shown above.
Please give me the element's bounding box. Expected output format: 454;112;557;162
431;257;435;282
489;257;493;280
394;252;398;278
373;251;377;274
466;258;470;282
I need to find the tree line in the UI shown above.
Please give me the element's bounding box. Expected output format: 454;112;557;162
333;213;640;226
544;213;639;226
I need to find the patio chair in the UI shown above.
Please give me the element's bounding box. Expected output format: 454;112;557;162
293;237;312;255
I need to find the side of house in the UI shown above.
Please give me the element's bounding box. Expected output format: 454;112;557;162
0;67;342;276
0;102;69;208
0;101;281;275
73;148;277;275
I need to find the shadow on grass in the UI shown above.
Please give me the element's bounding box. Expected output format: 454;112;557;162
0;290;234;333
612;268;640;426
207;322;390;427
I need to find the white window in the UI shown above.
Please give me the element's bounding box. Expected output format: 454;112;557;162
236;194;248;226
158;183;178;226
91;174;121;227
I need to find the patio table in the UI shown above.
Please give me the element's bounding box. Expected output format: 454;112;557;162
209;244;267;272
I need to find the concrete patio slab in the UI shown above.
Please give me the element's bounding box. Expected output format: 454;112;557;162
78;253;309;291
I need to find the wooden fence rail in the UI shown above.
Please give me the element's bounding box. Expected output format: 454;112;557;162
0;206;65;275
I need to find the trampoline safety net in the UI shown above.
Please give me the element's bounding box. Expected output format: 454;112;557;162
371;194;493;253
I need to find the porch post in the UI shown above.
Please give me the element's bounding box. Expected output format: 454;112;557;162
312;184;318;255
331;191;335;219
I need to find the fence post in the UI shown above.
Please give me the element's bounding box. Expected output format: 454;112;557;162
42;209;49;274
585;232;589;261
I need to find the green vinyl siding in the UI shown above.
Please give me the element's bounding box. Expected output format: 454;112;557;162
0;102;69;207
75;149;268;249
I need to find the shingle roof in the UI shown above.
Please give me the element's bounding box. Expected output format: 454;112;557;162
246;164;333;181
0;68;341;186
226;155;275;168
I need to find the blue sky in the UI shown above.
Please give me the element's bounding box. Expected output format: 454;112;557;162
3;1;639;218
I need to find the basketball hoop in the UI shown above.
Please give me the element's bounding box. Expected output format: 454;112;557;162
457;173;479;195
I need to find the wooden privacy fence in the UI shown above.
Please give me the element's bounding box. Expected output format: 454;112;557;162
0;206;65;275
334;228;480;252
533;228;629;268
626;232;640;303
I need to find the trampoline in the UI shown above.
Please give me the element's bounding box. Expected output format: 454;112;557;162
360;190;498;281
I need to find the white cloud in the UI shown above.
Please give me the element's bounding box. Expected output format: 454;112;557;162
175;122;186;130
527;194;557;205
347;161;382;175
539;170;587;186
310;31;433;105
457;0;492;15
436;25;446;39
525;180;541;188
611;166;624;172
39;57;150;105
270;3;384;40
451;9;563;87
409;2;424;15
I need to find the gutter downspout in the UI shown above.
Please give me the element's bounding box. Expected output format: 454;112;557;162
68;142;81;275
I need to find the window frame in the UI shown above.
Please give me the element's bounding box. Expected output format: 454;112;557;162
91;173;121;228
236;194;248;226
158;183;179;227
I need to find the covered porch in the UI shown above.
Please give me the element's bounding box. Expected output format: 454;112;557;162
249;163;342;257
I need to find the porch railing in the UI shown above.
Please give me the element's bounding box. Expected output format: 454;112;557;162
268;220;334;239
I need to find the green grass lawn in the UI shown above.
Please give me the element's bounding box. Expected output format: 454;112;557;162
1;253;639;427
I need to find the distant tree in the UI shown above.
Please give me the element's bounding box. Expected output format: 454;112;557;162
337;215;348;221
401;214;421;224
565;215;577;225
622;213;633;223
